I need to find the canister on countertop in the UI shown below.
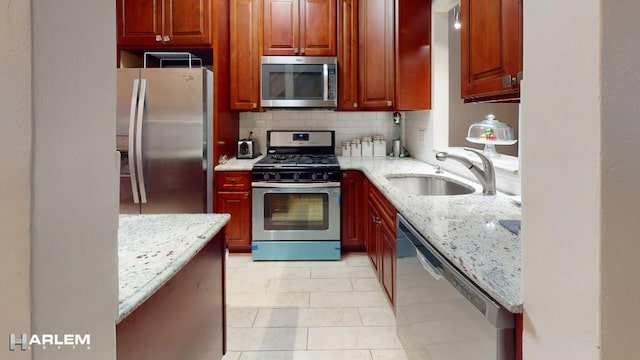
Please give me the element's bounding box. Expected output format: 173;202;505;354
341;141;352;157
361;136;373;156
351;139;361;157
373;135;387;157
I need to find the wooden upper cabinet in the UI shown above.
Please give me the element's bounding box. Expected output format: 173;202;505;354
358;0;395;109
460;0;523;102
117;0;211;47
230;0;261;110
263;0;336;56
337;0;359;110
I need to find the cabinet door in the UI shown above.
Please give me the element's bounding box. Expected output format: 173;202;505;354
380;220;395;307
341;171;366;251
337;0;359;110
358;0;395;109
164;0;212;46
231;0;261;110
299;0;337;56
460;0;522;102
216;191;252;251
117;0;163;46
263;0;299;55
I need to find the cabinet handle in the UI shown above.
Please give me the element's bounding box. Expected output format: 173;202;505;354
163;35;170;42
517;71;524;84
155;35;162;42
300;48;305;55
353;103;358;108
386;101;393;107
294;48;299;55
243;193;249;199
252;103;257;109
502;74;517;88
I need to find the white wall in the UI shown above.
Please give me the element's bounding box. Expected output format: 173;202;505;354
0;0;32;358
519;0;640;358
600;1;640;358
0;0;119;359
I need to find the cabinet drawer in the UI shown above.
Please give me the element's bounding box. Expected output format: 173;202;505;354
215;171;251;191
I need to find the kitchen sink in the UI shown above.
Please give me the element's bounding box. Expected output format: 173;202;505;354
385;174;475;196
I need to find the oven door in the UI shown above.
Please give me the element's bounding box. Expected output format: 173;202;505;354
252;182;341;242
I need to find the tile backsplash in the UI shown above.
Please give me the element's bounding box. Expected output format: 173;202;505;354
239;111;401;156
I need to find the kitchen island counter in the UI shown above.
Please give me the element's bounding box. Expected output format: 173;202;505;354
118;213;230;322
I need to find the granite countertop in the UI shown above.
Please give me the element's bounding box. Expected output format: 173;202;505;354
117;213;230;323
213;155;522;313
215;155;264;171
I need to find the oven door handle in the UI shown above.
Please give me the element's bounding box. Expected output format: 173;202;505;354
252;181;341;189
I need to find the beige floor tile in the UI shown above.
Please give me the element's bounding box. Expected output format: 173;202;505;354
245;259;347;268
227;277;270;293
227;307;258;328
310;291;388;308
237;350;373;360
307;326;402;350
228;291;310;308
231;267;312;280
351;278;383;291
358;307;397;326
344;254;371;267
254;308;362;327
267;278;353;292
311;266;376;279
227;327;308;351
370;349;409;360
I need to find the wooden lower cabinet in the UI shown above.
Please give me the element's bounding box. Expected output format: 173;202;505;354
215;171;252;252
341;170;367;251
367;180;397;307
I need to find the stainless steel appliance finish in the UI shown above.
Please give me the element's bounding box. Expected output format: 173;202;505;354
396;214;515;360
260;56;337;108
252;130;341;260
117;68;214;214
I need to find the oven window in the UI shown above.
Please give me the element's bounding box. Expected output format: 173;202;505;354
264;193;329;230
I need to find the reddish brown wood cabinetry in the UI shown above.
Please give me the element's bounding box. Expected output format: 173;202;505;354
341;171;367;251
263;0;337;56
339;0;431;110
367;181;396;307
460;0;522;102
117;0;212;47
230;0;261;111
215;172;252;252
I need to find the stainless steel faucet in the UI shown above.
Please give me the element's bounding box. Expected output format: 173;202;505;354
435;148;496;195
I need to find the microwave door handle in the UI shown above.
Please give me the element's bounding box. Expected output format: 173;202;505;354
323;64;329;101
136;79;148;204
128;78;141;204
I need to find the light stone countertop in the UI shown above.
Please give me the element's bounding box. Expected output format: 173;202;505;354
118;213;230;323
215;156;264;171
214;155;522;312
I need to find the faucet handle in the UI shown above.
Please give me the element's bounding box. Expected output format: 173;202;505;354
463;147;493;170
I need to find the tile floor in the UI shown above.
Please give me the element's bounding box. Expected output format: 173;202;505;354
223;253;409;360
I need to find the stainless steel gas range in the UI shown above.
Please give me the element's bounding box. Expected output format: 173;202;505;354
251;130;341;261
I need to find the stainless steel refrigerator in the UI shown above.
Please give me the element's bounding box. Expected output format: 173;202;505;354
117;68;213;214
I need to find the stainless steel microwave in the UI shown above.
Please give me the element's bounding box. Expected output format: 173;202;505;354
260;56;337;108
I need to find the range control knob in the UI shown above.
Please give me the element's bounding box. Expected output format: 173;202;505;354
293;172;300;181
262;172;270;181
311;172;318;181
274;172;281;181
323;172;329;180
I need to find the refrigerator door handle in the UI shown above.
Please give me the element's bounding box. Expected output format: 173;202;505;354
136;79;148;204
128;78;141;204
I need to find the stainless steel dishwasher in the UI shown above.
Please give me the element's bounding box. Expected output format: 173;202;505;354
396;214;515;360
